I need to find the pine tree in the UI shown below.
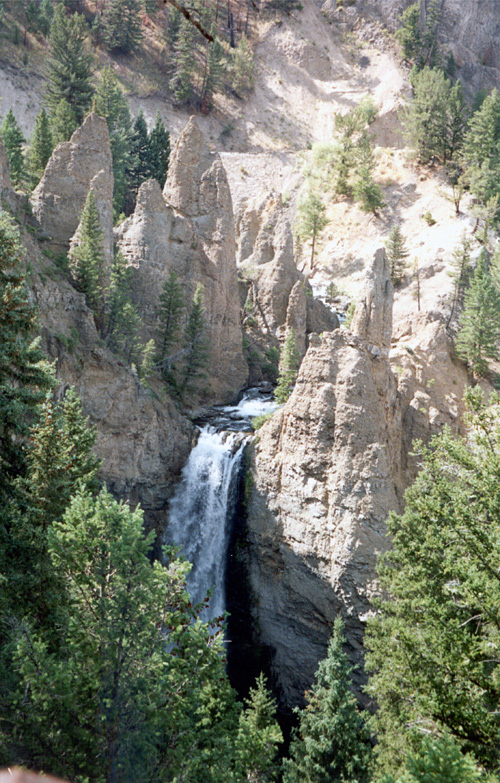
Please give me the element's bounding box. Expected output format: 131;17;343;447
103;249;134;342
181;283;208;397
461;88;500;207
236;673;283;782
140;339;156;382
45;6;94;126
26;107;54;186
404;736;483;783
295;191;328;271
147;111;170;189
365;388;500;775
230;36;255;96
170;15;197;104
395;3;421;61
39;0;54;37
200;29;224;112
127;109;153;202
69;189;105;319
94;67;133;218
103;0;143;54
157;270;184;359
385;225;409;284
455;252;500;375
402;67;452;163
352;159;385;214
50;98;78;144
446;232;472;329
0;109;26;187
0;214;53;501
282;616;372;783
11;487;238;782
6;388;100;623
275;328;300;404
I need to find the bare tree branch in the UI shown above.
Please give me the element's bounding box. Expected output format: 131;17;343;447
163;0;215;41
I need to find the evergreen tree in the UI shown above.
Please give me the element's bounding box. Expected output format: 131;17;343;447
0;109;26;187
446;232;472;329
455;252;500;375
352;158;385;214
103;0;143;54
461;88;500;206
157;270;184;359
200;29;224;112
5;389;100;624
45;6;94;126
170;15;197;104
295;191;328;270
11;488;238;782
395;3;420;62
140;338;156;382
0;214;52;501
365;387;500;776
275;328;300;404
385;224;409;284
94;67;133;217
402;68;452;163
39;0;54;37
127;109;153;202
230;36;255;96
403;736;483;783
236;673;283;782
69;188;105;320
103;250;134;341
50;97;78;144
180;283;208;398
282;616;372;783
26;107;54;187
446;80;468;162
147;111;170;189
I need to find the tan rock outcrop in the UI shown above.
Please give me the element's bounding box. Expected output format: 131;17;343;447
352;0;500;92
240;194;338;368
246;250;400;705
30;242;193;538
117;118;247;403
31;113;114;265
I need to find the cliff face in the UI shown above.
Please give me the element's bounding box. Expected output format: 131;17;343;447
31;114;114;266
28;227;194;538
117;117;248;404
245;248;476;706
353;0;500;91
246;249;401;705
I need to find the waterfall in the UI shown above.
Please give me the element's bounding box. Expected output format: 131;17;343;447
164;389;277;623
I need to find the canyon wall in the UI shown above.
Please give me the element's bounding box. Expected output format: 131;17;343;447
117;117;248;404
352;0;500;92
244;248;475;706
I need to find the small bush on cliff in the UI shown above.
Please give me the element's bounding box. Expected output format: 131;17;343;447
275;328;300;404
